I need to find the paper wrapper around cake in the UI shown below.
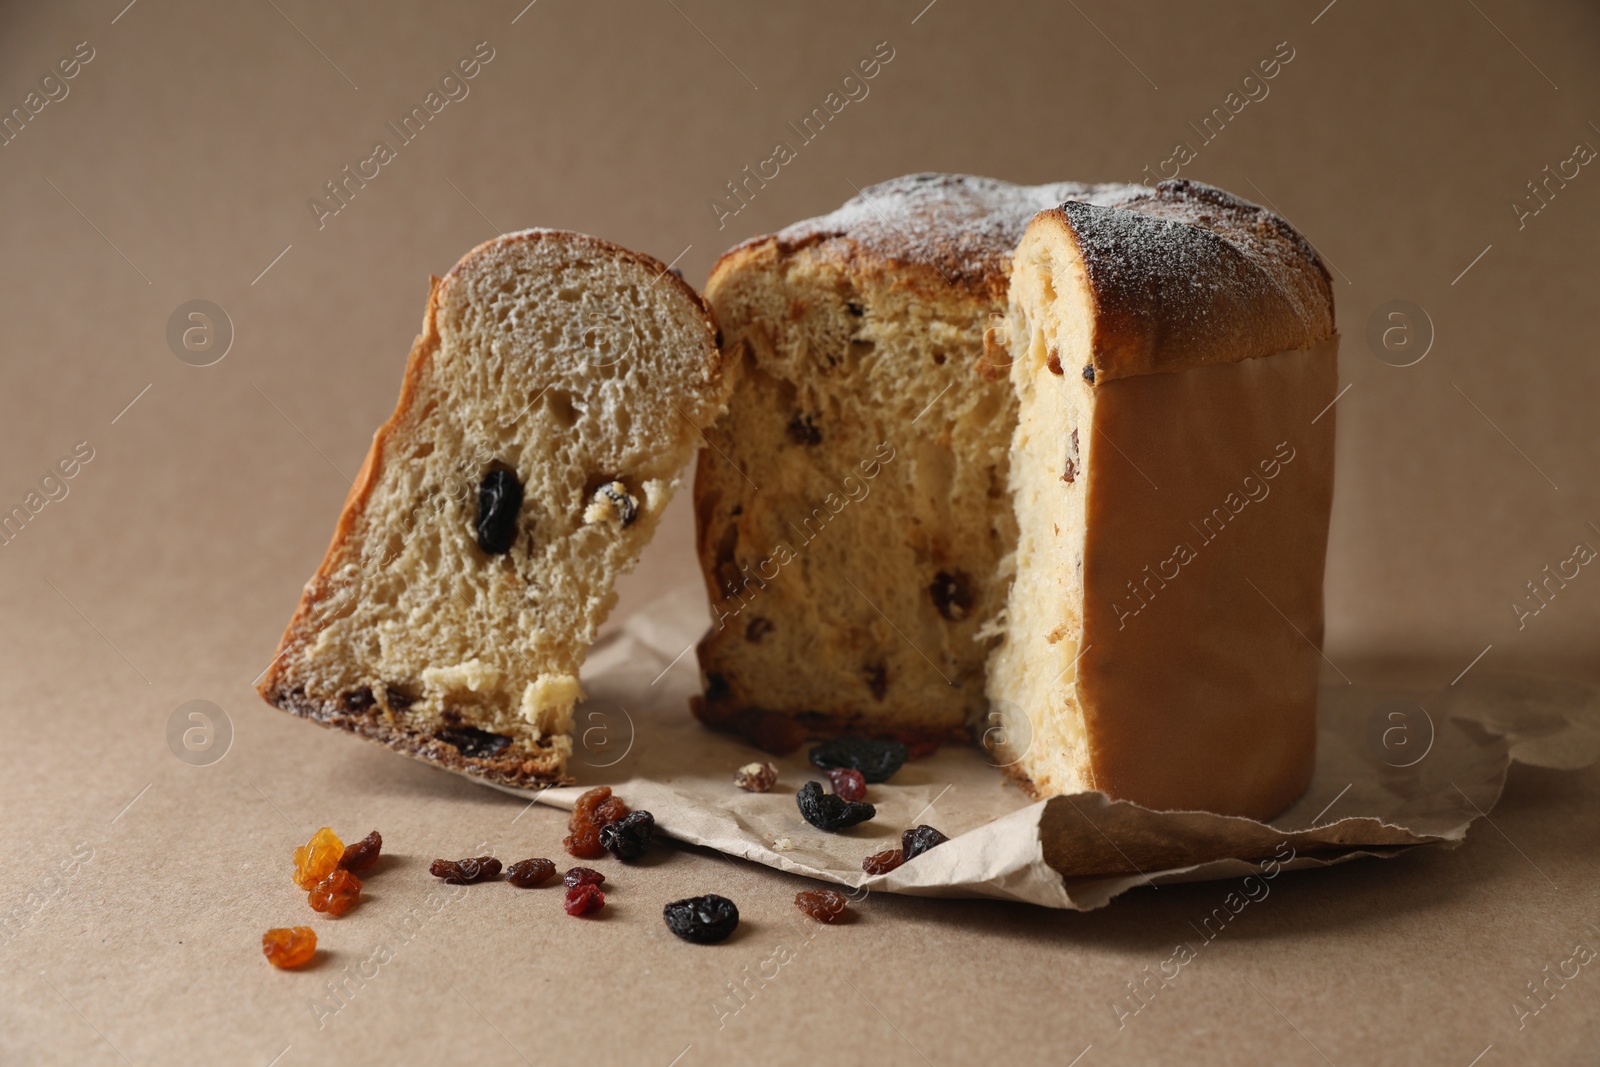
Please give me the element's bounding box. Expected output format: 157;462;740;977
258;229;729;788
692;175;1336;821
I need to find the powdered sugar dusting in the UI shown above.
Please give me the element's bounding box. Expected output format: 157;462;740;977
776;173;1146;293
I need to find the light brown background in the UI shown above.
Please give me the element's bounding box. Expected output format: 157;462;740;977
1;1;1597;1064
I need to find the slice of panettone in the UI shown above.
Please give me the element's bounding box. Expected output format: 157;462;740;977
259;229;729;788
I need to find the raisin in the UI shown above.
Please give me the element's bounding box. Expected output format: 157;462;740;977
476;467;523;555
787;413;822;446
591;481;639;526
261;926;317;969
436;727;512;758
564;786;629;859
564;883;606;916
796;781;875;832
506;858;557;887
338;830;382;872
308;869;362;916
862;848;905;875
902;825;950;861
563;866;606;888
292;827;345;890
1046;349;1064;376
343;688;376;712
429;857;502;884
826;767;867;802
863;661;888;701
808;737;908;783
929;570;973;623
663;894;739;943
846;301;864;317
734;761;778;793
744;617;774;643
599;810;655;862
794;889;851;924
1062;428;1079;484
1082;364;1096;384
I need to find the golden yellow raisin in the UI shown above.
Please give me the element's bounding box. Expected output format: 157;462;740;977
262;926;317;969
292;827;344;890
308;869;362;916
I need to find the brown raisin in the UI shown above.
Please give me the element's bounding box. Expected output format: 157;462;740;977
338;830;382;872
563;866;606;888
1046;349;1064;375
429;856;501;884
262;926;317;969
744;617;774;643
863;661;888;701
564;883;605;916
862;848;905;875
929;571;973;623
734;761;778;793
292;827;344;890
787;413;822;446
826;767;867;802
308;869;362;916
564;786;629;859
506;858;557;887
794;889;852;924
1062;428;1080;484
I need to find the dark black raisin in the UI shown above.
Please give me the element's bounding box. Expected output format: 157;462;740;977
786;413;822;446
342;687;376;712
476;467;523;554
809;737;908;784
383;686;414;710
901;824;949;861
929;571;973;622
796;781;876;832
436;727;512;759
598;810;655;862
1082;364;1096;384
663;894;740;944
593;481;638;526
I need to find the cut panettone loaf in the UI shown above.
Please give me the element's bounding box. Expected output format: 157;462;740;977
694;176;1337;820
259;230;728;788
692;174;1139;749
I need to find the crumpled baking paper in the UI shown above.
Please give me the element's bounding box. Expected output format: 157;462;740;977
489;584;1600;911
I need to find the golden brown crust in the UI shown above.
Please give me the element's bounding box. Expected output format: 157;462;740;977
258;229;721;790
1034;179;1336;384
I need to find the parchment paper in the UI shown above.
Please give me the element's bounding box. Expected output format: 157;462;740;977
494;584;1600;911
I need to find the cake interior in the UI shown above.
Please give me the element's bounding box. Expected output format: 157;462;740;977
697;253;1017;737
983;235;1098;792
